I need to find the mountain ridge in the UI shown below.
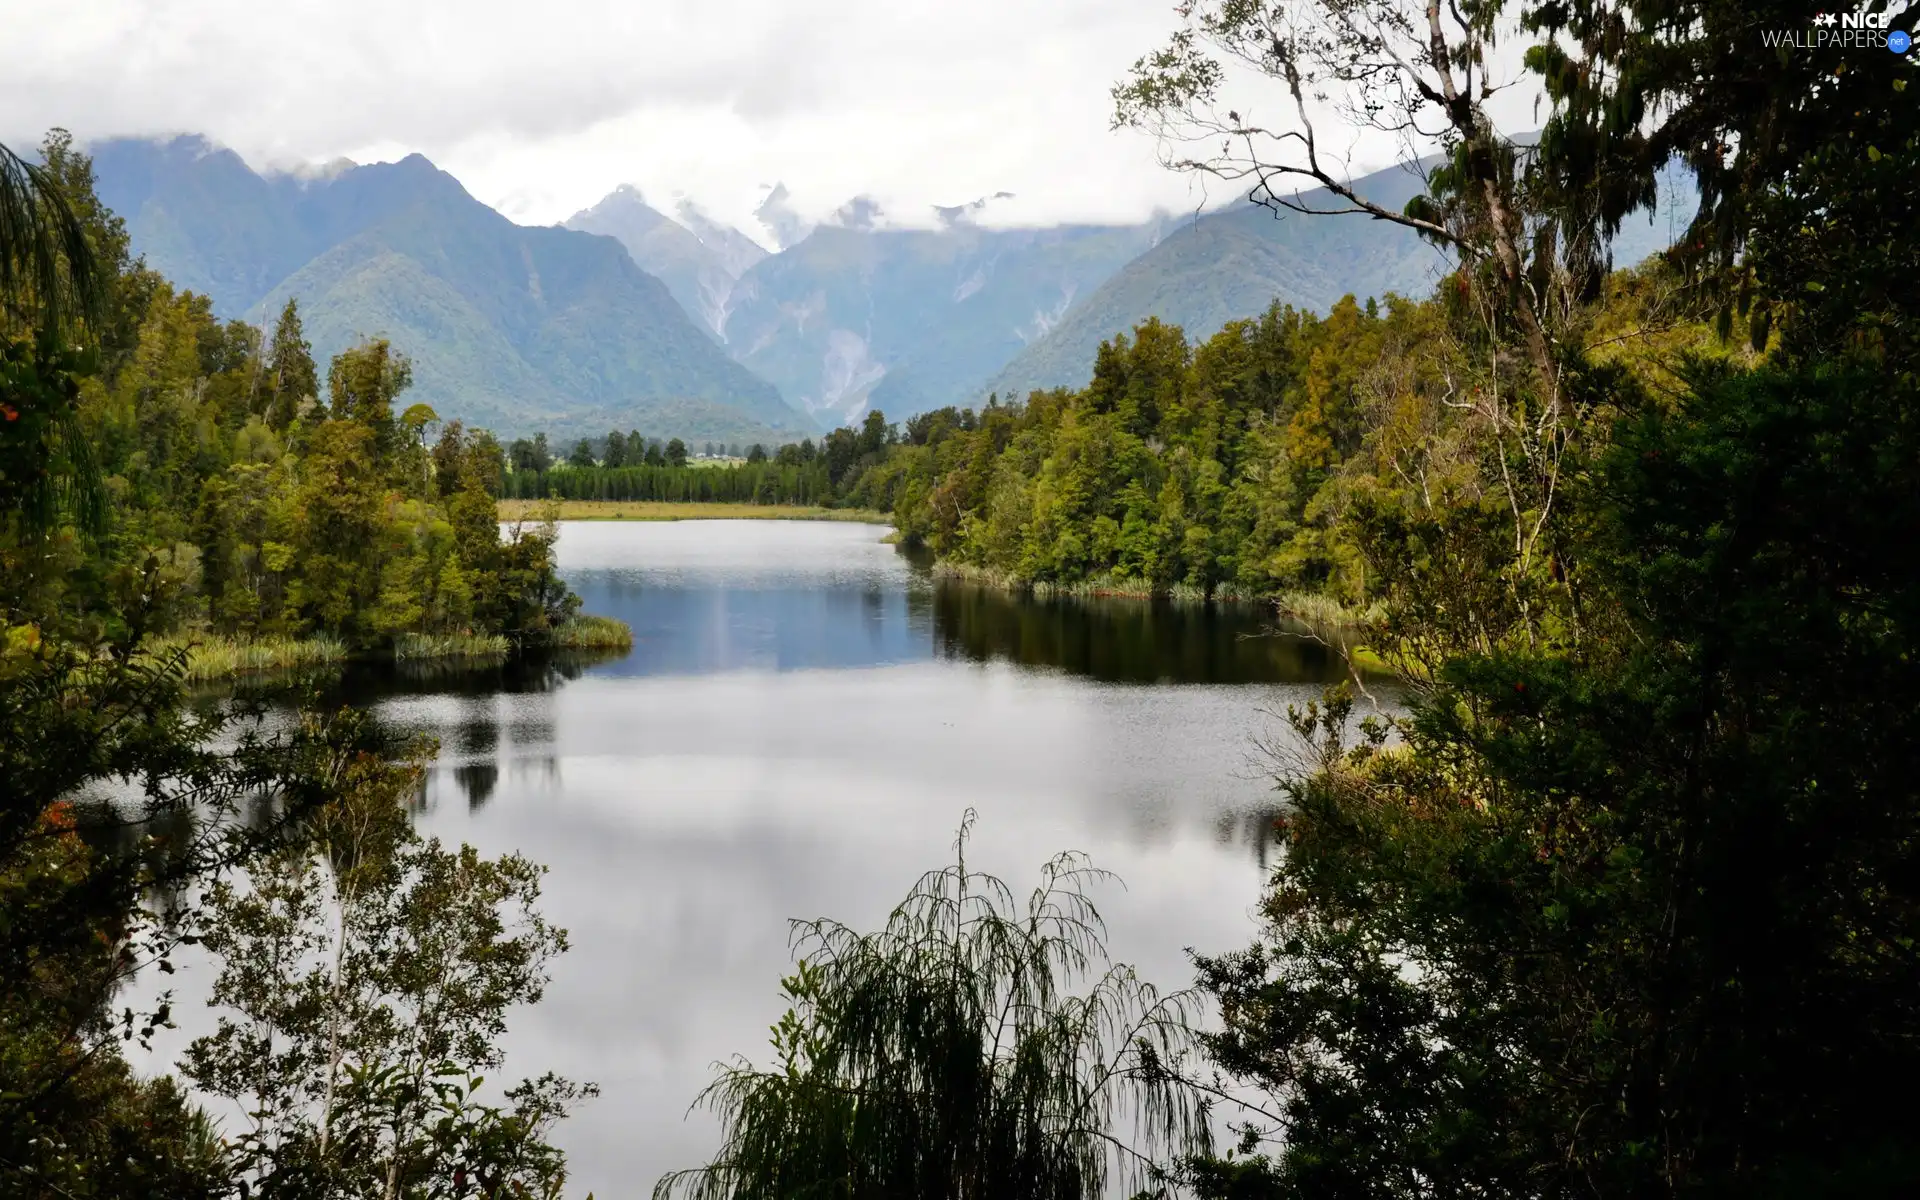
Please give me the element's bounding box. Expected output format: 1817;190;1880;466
89;135;813;443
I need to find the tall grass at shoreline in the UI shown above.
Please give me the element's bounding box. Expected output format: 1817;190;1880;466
141;616;637;683
1269;590;1386;630
140;632;349;682
393;631;511;661
549;614;634;650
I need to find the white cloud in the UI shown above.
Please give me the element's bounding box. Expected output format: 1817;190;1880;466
0;0;1540;235
0;0;1237;232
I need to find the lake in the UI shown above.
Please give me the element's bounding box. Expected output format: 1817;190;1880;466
156;520;1364;1195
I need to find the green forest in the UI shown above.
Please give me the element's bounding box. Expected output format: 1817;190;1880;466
4;0;1918;1195
3;133;628;680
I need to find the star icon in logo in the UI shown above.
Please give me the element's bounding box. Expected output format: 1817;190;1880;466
1814;10;1837;25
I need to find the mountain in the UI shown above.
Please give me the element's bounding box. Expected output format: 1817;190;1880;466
982;164;1446;403
88;136;812;443
983;160;1700;404
674;199;770;279
717;206;1170;424
561;186;766;338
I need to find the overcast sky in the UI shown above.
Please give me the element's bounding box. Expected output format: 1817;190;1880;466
0;0;1494;240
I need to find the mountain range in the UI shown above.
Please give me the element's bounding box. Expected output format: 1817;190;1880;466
89;137;1693;442
91;136;809;443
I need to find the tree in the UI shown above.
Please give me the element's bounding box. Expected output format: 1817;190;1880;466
568;438;595;468
1525;0;1914;364
0;134;110;533
664;437;688;468
0;136;106;339
1112;0;1591;411
0;614;393;1194
184;721;592;1197
327;339;412;460
659;814;1209;1200
857;409;889;457
1187;361;1920;1196
263;298;318;430
605;429;629;468
746;443;767;464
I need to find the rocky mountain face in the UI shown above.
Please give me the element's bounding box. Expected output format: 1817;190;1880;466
89;136;811;443
561;186;767;338
719;208;1170;424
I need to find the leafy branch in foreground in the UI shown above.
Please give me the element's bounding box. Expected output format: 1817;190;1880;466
182;724;594;1198
658;812;1210;1200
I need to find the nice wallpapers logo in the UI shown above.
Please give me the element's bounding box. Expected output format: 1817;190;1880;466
1762;5;1914;52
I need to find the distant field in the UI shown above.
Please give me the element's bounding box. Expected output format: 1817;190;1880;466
498;500;891;523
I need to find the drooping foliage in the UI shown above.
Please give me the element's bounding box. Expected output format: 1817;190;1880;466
660;815;1210;1200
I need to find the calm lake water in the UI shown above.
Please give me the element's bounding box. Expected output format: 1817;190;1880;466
151;520;1366;1196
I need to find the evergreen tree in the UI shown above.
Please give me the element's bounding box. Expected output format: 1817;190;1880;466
262;297;318;430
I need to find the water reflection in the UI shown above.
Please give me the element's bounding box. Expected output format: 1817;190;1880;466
930;583;1348;685
555;519;1344;686
453;762;498;809
141;521;1336;1198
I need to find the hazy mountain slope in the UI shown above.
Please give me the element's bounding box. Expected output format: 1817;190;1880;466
983;165;1446;401
983;161;1701;404
248;161;808;441
722;216;1167;423
90;138;813;442
674;200;769;278
562;187;758;338
90;135;319;313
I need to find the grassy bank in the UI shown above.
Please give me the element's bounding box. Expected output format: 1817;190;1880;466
549;614;634;651
1269;590;1387;632
931;561;1263;605
140;632;349;682
143;616;637;682
394;631;511;661
498;500;890;524
929;563;1385;627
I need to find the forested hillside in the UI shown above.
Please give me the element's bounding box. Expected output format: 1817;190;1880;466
983;160;1699;404
88;135;810;443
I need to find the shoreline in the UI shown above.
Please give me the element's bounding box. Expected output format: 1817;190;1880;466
928;561;1397;675
929;561;1383;623
498;499;890;524
142;615;634;683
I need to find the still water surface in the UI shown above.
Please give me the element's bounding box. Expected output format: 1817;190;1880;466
171;521;1363;1195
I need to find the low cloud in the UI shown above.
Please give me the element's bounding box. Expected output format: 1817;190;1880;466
0;0;1434;235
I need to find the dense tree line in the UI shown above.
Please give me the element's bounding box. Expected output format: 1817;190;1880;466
506;408;898;508
504;459;835;505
